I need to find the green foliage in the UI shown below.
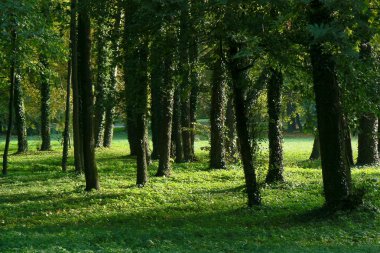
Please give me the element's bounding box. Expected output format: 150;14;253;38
0;135;379;252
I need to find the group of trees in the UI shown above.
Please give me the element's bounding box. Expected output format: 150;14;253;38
1;0;380;210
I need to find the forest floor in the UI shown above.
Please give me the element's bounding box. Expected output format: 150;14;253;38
0;133;379;252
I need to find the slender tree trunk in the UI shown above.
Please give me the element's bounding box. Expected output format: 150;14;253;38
103;6;121;148
265;69;284;184
14;73;28;153
228;43;261;207
156;49;175;177
172;88;184;163
189;37;198;159
309;0;352;209
357;114;379;165
309;133;320;160
150;39;163;160
78;0;99;190
71;0;83;173
94;26;107;148
179;1;193;162
62;59;71;172
209;52;226;169
134;40;149;185
3;29;17;175
225;95;237;161
344;124;354;166
39;55;51;151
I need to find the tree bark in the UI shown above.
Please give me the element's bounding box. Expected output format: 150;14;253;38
149;38;163;160
14;72;28;154
156;49;175;177
78;0;99;190
71;0;83;173
172;88;184;163
309;133;320;160
225;95;237;161
228;43;261;207
309;0;352;208
3;29;17;175
94;25;107;148
357;114;379;165
265;68;284;184
62;59;71;172
39;54;51;151
209;53;226;169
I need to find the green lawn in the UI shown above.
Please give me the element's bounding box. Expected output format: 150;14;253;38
0;134;379;252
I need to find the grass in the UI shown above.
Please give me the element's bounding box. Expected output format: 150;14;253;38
0;133;379;252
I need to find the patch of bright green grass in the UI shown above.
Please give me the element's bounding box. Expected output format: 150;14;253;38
0;133;379;252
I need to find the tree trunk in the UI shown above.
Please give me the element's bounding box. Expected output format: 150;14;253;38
209;53;226;169
62;59;71;172
134;40;149;186
225;95;237;161
78;0;99;191
179;1;193;162
189;37;198;159
357;114;379;165
309;133;320;160
71;0;83;173
344;124;354;166
172;88;184;163
3;29;17;175
265;69;284;184
14;72;28;154
149;38;163;160
94;26;107;148
156;49;175;177
39;55;51;151
228;43;261;207
309;0;352;209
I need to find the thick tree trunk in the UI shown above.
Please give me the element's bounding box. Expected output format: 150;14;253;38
156;51;175;177
71;0;83;173
39;55;51;151
309;0;352;208
14;73;28;153
3;29;17;175
357;114;379;165
265;69;284;184
209;54;226;169
78;0;99;190
228;43;261;207
309;133;320;160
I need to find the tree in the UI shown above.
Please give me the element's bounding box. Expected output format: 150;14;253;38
78;0;99;190
309;0;352;208
39;54;51;151
209;47;226;170
265;68;284;184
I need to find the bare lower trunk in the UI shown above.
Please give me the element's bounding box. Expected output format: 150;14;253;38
309;133;320;160
265;69;284;184
14;73;28;154
39;55;51;151
357;114;379;165
310;0;352;208
209;53;226;169
228;43;261;207
78;0;99;190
